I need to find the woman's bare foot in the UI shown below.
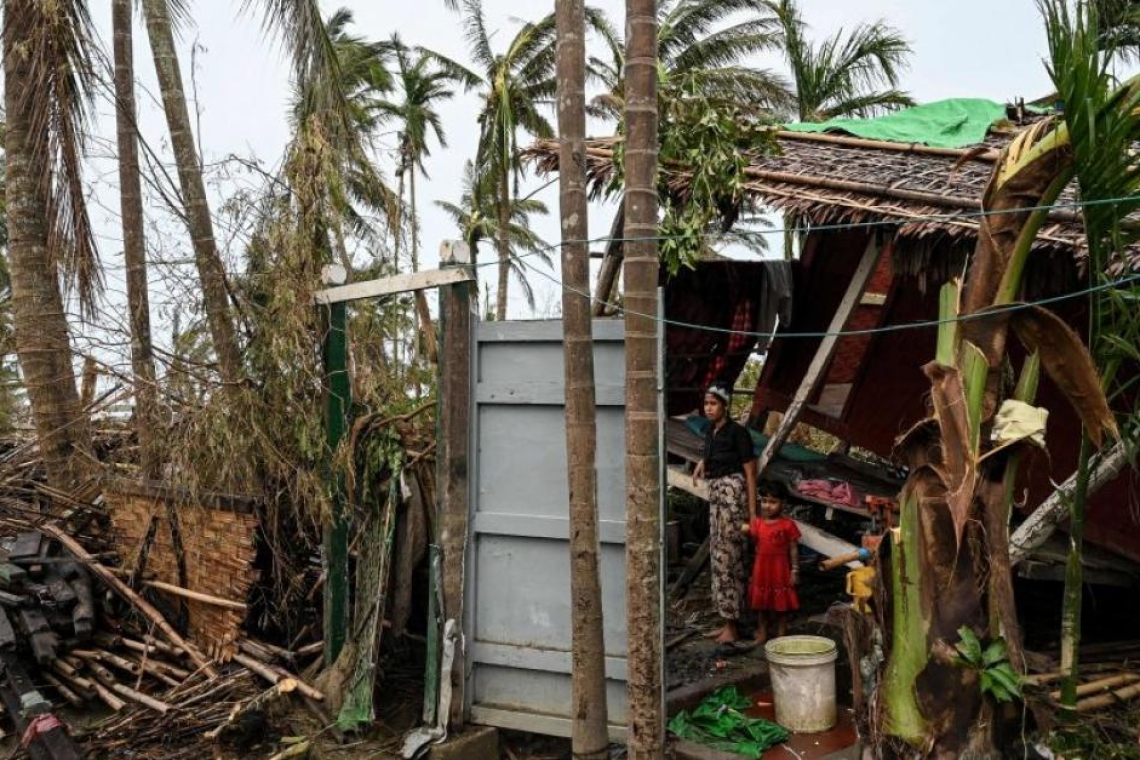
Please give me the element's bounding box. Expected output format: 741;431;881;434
713;621;739;644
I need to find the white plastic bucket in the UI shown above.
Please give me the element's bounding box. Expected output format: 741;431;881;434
765;635;838;733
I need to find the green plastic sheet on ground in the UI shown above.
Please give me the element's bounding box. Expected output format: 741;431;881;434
782;98;1008;148
668;686;790;757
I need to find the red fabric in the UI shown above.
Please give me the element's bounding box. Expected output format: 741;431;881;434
748;517;801;612
21;714;64;747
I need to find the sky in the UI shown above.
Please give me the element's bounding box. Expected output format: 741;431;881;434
77;0;1059;363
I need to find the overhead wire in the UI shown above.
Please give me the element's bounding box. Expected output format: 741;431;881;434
484;191;1140;340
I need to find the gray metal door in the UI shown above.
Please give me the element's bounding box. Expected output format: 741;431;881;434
465;319;628;739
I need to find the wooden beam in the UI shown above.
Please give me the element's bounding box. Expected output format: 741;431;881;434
1009;439;1133;566
665;466;864;573
755;238;881;478
436;245;474;729
313;267;473;305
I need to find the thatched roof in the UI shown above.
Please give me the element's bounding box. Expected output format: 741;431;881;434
523;123;1140;276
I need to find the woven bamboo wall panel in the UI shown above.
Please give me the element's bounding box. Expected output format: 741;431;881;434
104;488;258;659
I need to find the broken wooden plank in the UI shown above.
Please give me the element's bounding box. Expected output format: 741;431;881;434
313;267;474;305
755;238;882;478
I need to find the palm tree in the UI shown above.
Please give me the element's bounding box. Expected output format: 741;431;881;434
435;162;553;313
143;0;367;387
113;0;160;478
589;0;791;120
378;38;461;274
288;8;397;272
765;0;914;122
3;0;97;488
555;0;609;755
622;0;664;754
424;1;559;320
588;0;789;313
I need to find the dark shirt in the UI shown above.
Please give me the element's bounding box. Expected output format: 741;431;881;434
701;420;755;478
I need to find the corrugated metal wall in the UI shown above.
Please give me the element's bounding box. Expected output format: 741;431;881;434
465;319;629;739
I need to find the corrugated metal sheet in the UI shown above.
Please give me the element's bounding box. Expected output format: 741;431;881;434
465;320;628;739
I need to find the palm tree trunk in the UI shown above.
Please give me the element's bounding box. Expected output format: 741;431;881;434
113;0;161;478
496;165;511;321
556;0;609;756
3;3;92;489
141;0;243;386
410;167;420;274
394;157;405;272
622;0;663;755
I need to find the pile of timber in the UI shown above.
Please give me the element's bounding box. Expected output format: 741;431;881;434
0;515;326;757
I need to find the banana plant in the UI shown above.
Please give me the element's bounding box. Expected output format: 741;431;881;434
877;2;1137;754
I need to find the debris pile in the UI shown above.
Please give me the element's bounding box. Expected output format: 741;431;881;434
0;480;326;758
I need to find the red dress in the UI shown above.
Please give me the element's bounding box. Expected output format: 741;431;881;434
749;517;801;612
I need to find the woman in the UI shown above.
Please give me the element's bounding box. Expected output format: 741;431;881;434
693;383;757;644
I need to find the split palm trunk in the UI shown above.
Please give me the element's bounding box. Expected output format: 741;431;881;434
622;0;663;755
556;0;609;756
113;0;161;478
878;118;1119;757
3;0;92;490
141;0;243;386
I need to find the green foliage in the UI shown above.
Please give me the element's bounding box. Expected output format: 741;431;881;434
766;0;914;122
952;626;1023;704
611;87;778;274
657;89;777;273
667;686;790;758
1048;713;1140;760
435;161;552;308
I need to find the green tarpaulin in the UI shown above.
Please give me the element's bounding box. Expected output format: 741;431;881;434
782;98;1008;149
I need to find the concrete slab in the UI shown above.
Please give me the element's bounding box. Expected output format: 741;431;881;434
427;726;499;760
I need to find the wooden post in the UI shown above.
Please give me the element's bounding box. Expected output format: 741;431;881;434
755;238;882;477
436;241;474;728
322;282;350;666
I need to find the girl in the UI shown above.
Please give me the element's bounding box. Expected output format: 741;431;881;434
693;383;757;644
747;490;800;644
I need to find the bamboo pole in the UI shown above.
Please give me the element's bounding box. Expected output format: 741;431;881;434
43;673;84;708
1050;672;1139;700
92;681;126;712
232;652;324;702
144;579;247;611
41;524;216;676
1075;680;1140;712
